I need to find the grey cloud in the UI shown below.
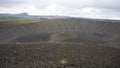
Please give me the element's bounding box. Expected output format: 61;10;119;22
0;0;31;8
50;0;120;10
0;0;120;19
0;0;120;10
91;0;120;10
33;0;52;9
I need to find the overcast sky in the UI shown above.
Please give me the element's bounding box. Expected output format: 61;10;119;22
0;0;120;19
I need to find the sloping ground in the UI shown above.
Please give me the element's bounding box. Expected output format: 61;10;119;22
0;18;120;48
49;32;78;42
0;43;120;68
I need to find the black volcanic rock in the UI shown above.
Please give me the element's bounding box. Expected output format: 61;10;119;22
0;43;120;68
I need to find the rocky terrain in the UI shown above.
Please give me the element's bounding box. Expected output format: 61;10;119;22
0;43;120;68
0;18;120;68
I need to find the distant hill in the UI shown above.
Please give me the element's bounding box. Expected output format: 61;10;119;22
0;12;119;22
18;13;29;16
0;12;29;18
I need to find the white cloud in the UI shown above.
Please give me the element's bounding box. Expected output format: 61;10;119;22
0;0;120;20
64;7;120;20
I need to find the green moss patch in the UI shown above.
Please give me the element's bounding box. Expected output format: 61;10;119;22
0;19;29;25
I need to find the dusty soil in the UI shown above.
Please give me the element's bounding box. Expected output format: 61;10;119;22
0;18;120;48
49;32;78;42
0;42;120;68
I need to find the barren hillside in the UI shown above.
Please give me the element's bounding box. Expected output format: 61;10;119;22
0;18;120;48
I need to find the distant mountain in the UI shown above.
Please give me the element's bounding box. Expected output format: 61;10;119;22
0;12;29;18
18;12;29;16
